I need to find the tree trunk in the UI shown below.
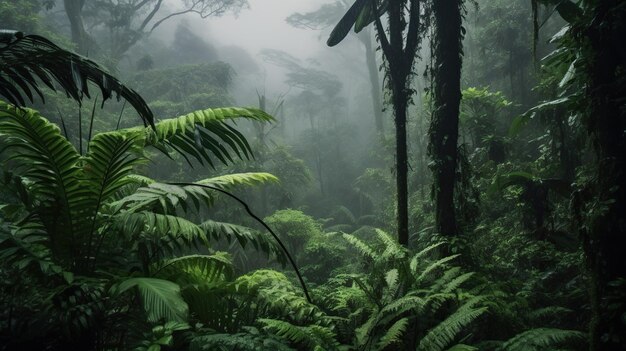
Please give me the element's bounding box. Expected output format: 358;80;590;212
359;30;384;134
64;0;90;55
393;88;409;246
430;0;463;236
579;2;626;349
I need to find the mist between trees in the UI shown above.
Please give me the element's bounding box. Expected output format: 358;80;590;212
1;0;625;350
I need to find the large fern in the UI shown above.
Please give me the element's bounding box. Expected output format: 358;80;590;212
116;277;189;323
325;229;485;350
115;107;273;167
497;328;586;351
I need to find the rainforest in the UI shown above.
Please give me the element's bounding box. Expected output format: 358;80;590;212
0;0;625;350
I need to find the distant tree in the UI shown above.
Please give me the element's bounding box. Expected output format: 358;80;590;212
170;22;219;65
261;49;345;195
60;0;247;59
327;0;424;246
287;1;384;134
0;0;44;33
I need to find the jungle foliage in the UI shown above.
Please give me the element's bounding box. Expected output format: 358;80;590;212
1;0;625;350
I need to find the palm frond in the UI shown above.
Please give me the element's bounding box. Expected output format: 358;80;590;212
0;33;154;127
117;277;188;323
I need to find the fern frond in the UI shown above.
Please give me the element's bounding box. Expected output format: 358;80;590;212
0;102;86;263
113;173;277;214
497;328;586;351
115;211;208;253
201;219;287;264
442;272;474;293
153;253;234;285
259;318;340;350
116;277;188;323
446;344;478;351
527;306;573;322
376;317;409;350
190;328;296;351
197;172;279;189
376;228;406;261
410;242;447;273
418;297;487;351
84;133;145;202
379;294;426;318
342;233;376;260
417;254;461;281
118;107;273;167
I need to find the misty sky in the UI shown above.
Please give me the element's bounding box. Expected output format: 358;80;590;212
159;0;330;61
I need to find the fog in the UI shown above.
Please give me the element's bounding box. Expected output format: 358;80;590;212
3;0;604;348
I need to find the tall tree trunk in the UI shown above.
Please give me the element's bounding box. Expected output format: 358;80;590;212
64;0;90;55
359;30;384;134
430;0;463;236
393;87;409;246
578;1;626;349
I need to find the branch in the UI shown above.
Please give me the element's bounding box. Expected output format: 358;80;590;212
149;0;233;32
373;2;392;59
405;0;420;59
138;0;163;32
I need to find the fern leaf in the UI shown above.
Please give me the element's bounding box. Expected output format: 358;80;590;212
417;254;461;281
498;328;586;351
117;277;188;323
115;211;208;254
418;297;487;351
201;220;287;264
260;318;339;350
0;102;87;262
342;233;375;260
113;173;277;214
411;242;446;272
446;344;478;351
119;107;273;167
376;317;409;350
153;253;234;285
190;329;296;351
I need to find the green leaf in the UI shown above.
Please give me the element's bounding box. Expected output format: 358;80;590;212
0;34;154;126
498;328;585;350
555;1;582;23
327;0;372;46
117;277;188;323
